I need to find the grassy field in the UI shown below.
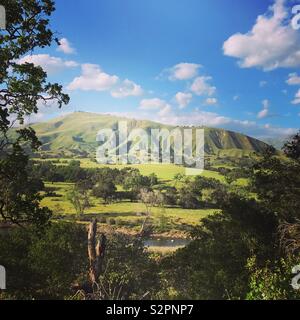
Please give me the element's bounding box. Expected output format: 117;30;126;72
36;158;226;182
38;160;226;238
42;182;217;236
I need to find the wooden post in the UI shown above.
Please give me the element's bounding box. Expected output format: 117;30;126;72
88;219;107;284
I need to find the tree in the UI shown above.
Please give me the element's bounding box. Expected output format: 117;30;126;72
93;180;116;204
251;147;300;221
0;0;69;226
0;222;88;300
0;0;69;152
164;132;300;300
173;173;184;187
123;171;155;200
283;131;300;161
138;188;164;235
163;195;278;299
164;186;178;206
0;146;51;227
177;183;201;209
67;183;91;216
91;233;161;300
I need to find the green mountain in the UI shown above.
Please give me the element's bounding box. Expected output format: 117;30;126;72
30;111;269;158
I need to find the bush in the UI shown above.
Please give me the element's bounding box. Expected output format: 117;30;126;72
97;234;161;299
0;222;88;300
108;218;116;225
98;216;107;224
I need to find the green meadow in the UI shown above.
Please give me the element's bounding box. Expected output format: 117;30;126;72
40;160;226;237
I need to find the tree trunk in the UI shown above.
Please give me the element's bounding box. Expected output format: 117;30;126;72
88;219;106;284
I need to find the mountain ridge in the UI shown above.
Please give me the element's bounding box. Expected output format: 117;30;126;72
29;111;270;158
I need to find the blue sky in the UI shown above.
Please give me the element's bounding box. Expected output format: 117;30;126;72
23;0;300;139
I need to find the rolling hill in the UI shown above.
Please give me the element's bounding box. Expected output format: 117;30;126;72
29;112;269;158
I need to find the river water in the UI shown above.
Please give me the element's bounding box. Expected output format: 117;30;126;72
144;238;190;248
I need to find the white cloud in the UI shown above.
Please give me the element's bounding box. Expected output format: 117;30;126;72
158;104;172;117
259;81;267;88
223;0;300;71
175;92;193;109
287;73;300;85
257;109;269;119
160;63;201;81
205;98;218;106
190;76;216;96
57;38;76;54
17;54;78;74
67;64;119;91
139;98;172;118
111;79;143;98
257;99;270;119
292;89;300;104
139;98;170;110
233;95;240;101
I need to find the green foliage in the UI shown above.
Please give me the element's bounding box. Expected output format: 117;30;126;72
163;187;178;206
162;132;300;300
177;182;202;209
0;146;51;226
163;195;278;299
0;222;88;300
97;234;161;300
0;0;69;150
0;0;69;227
247;256;300;300
283;131;300;161
123;170;158;199
93;179;116;204
67;183;90;216
251;154;300;221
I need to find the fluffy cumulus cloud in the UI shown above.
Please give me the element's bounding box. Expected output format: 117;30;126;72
190;76;216;96
67;64;119;91
139;98;172;118
111;79;143;98
139;98;170;110
223;0;300;71
161;63;201;81
175;92;193;109
205;98;218;106
257;99;270;119
292;89;300;104
57;38;76;54
17;54;78;74
287;73;300;85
